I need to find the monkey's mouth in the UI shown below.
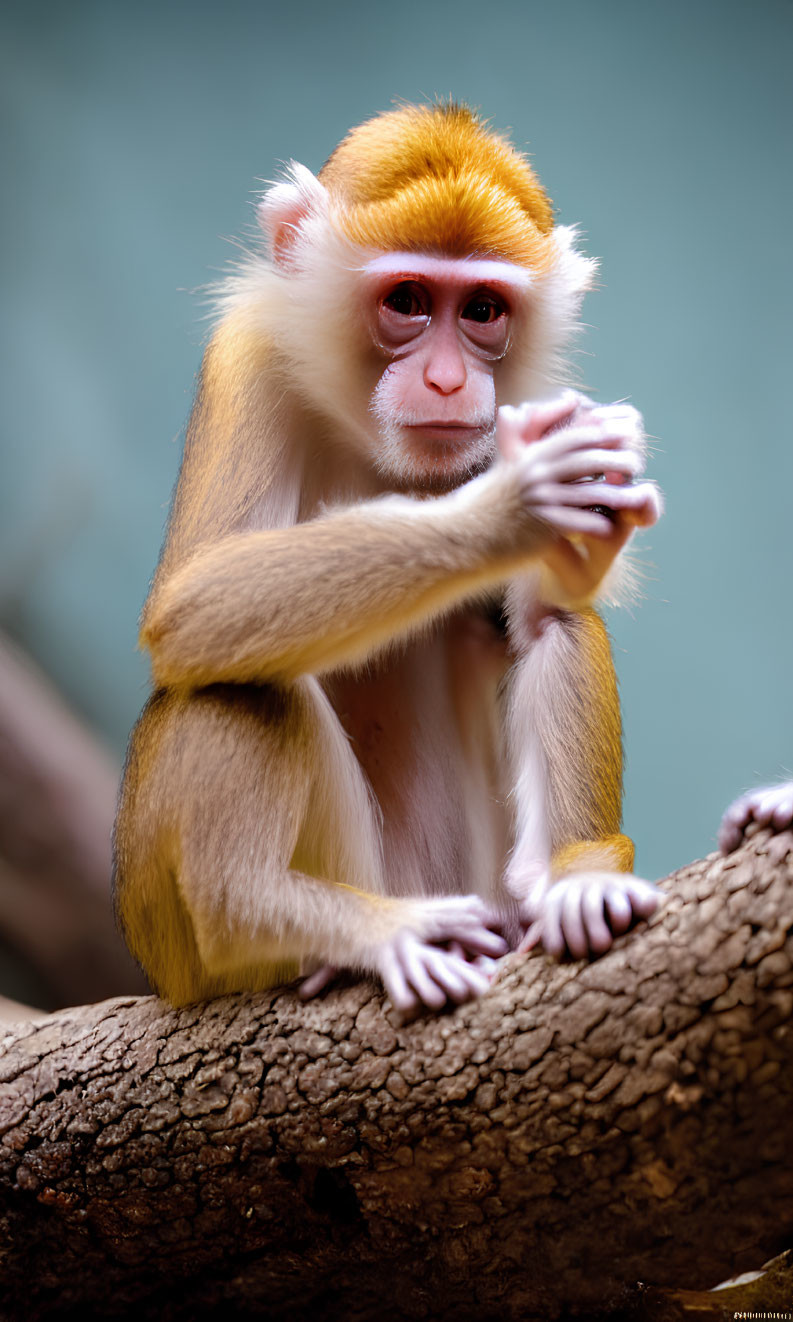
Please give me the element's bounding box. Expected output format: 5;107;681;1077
405;422;489;443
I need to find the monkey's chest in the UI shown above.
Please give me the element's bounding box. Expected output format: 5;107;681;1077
324;613;511;896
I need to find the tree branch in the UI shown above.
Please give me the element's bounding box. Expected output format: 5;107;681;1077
0;633;146;1006
0;828;791;1320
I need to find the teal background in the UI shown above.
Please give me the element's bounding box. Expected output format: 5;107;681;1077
1;0;791;883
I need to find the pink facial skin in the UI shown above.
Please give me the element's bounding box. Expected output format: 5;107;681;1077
363;255;530;482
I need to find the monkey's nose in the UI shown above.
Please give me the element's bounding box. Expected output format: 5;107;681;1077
423;344;467;394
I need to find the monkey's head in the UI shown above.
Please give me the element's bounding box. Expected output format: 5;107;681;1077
232;103;596;492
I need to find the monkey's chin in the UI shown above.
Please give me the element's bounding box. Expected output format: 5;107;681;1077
375;424;496;494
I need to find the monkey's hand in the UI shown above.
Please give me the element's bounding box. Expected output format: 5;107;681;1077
374;896;509;1012
299;896;508;1011
517;872;660;960
499;395;662;606
719;782;793;853
538;487;660;607
496;396;652;547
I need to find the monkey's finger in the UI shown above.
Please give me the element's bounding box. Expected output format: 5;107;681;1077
299;964;338;998
533;481;620;508
509;392;581;440
549;450;642;484
604;886;633;935
540;884;567;958
579;882;613;954
471;954;500;976
772;790;793;829
452;923;510;958
558;418;644;453
753;789;787;825
718;793;756;851
498;394;578;459
403;949;448;1009
588;404;642;427
450;953;495;993
718;821;744;853
728;793;756;824
394;932;449;1008
447;943;499;975
425;949;491;1002
421;949;470;1001
545;480;650;511
610;481;663;527
533;506;615;538
517;921;544;954
623;878;661;918
426;899;509;955
560;880;590;959
530;424;635;467
380;947;418;1012
531;391;583;430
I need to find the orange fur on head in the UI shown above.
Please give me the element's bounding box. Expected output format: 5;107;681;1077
320;103;556;270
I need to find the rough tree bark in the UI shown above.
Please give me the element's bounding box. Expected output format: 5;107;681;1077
0;829;791;1322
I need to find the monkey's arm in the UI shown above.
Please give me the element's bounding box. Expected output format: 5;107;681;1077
506;604;632;873
503;603;658;957
142;425;639;689
188;868;508;1013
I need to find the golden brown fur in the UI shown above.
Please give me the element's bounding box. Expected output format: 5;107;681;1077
320;103;555;265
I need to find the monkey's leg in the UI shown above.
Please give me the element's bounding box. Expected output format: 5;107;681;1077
115;682;506;1008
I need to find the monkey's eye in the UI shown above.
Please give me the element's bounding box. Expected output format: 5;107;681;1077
375;282;430;351
381;283;428;319
461;294;506;325
460;289;510;358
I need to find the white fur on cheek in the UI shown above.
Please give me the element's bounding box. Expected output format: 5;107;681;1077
369;363;497;488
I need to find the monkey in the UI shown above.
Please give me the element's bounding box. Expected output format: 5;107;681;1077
719;781;793;852
113;102;662;1012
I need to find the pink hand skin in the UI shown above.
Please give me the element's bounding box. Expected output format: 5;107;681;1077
300;895;509;1012
500;393;663;605
517;871;660;960
495;396;649;542
719;781;793;853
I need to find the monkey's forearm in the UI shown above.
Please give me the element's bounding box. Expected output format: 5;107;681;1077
142;469;547;688
173;866;503;1006
192;869;405;980
504;603;626;862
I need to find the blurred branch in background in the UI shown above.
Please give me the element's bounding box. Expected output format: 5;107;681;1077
0;633;147;1009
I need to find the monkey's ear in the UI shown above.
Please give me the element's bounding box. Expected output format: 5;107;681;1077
257;163;329;268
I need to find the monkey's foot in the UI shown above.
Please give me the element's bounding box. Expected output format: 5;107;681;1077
519;872;660;960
